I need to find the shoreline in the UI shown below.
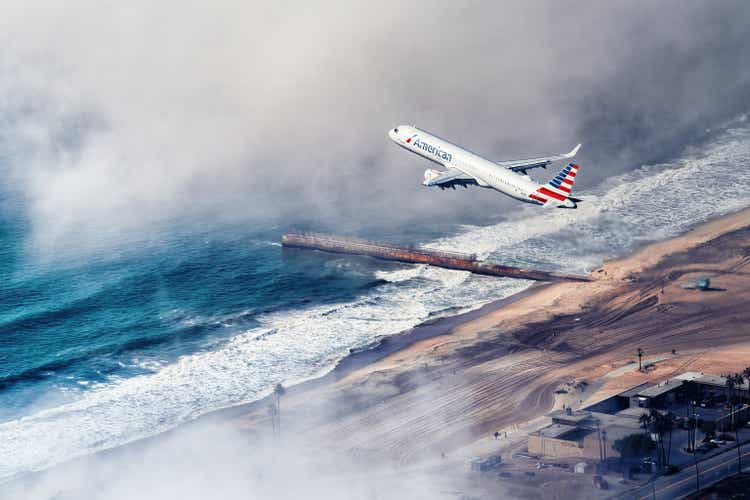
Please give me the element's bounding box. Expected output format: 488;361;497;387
9;204;750;493
3;279;544;487
213;281;544;421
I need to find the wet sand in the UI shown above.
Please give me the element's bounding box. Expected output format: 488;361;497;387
220;206;750;467
10;207;750;499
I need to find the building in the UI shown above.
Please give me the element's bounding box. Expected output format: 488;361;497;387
528;372;750;460
633;379;684;409
527;408;640;460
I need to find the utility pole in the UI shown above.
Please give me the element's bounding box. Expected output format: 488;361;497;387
637;348;644;372
273;383;286;438
693;406;700;494
268;402;278;437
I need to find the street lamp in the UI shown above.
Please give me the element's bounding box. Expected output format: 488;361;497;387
692;408;700;493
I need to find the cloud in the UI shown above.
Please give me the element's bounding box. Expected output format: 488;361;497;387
8;403;454;500
1;0;749;249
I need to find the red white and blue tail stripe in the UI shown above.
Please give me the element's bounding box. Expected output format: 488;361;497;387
549;163;577;193
527;163;580;207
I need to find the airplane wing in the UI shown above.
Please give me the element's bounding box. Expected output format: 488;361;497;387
423;167;478;189
498;144;581;175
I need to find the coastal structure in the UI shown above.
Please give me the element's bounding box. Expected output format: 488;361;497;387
528;408;636;460
528;372;750;461
281;232;590;282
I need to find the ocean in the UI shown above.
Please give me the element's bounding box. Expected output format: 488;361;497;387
2;122;750;480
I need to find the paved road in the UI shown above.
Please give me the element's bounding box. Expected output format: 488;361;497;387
618;443;750;499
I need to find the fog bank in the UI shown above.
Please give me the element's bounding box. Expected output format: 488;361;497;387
1;1;748;247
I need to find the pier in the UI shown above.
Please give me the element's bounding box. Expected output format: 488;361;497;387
281;232;590;282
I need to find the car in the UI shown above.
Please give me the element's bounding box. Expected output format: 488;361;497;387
710;439;726;445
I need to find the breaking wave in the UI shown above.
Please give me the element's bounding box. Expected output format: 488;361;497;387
2;123;750;480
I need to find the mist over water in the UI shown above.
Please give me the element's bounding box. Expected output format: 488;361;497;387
2;117;750;482
2;0;750;492
2;1;750;247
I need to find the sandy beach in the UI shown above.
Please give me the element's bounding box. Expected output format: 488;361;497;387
11;206;750;499
241;206;750;457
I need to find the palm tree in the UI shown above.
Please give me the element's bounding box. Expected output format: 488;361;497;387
613;433;655;480
647;410;664;469
648;409;675;471
640;410;672;471
639;412;651;434
660;411;675;469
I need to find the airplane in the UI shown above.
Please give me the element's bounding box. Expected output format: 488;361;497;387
388;125;583;208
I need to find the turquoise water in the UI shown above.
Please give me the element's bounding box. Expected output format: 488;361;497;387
2;123;750;479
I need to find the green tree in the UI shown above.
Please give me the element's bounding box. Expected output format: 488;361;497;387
613;433;656;478
640;410;675;470
654;410;675;469
639;412;651;435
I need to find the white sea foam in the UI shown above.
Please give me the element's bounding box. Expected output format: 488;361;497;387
374;265;427;283
2;125;750;480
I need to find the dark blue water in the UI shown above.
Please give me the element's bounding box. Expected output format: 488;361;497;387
3;122;750;479
0;199;473;423
4;230;303;415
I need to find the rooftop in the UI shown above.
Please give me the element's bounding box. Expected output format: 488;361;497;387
534;423;595;441
674;371;704;381
638;379;683;398
618;382;655;398
694;374;750;390
535;423;580;439
548;410;592;424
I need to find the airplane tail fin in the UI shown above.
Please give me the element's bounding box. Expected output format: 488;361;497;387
529;163;582;208
547;163;579;196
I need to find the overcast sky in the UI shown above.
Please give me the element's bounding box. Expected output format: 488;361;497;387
1;1;749;247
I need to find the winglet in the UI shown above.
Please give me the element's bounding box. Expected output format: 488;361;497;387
566;144;582;157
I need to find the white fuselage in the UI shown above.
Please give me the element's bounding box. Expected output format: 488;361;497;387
388;125;568;206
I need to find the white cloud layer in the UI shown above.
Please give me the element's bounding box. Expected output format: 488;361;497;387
1;1;748;245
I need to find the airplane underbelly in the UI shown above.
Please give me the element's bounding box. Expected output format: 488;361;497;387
490;183;524;201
